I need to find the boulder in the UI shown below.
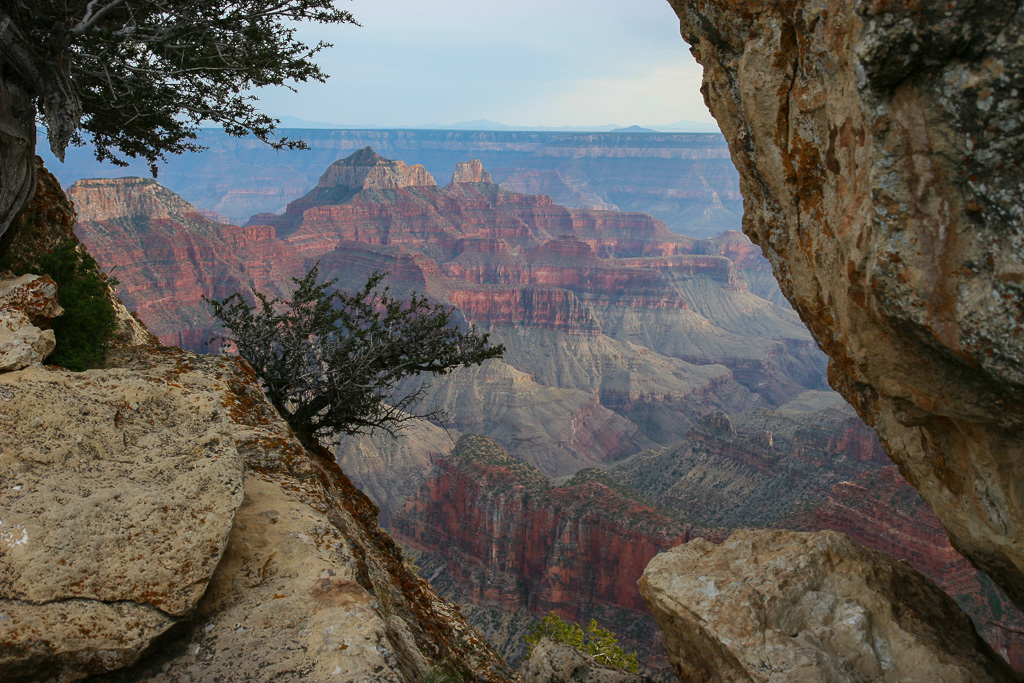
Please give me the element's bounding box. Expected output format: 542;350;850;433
0;356;246;679
0;274;63;371
640;529;1018;683
0;308;55;371
522;638;651;683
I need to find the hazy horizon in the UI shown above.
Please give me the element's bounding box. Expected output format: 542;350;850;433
252;0;711;130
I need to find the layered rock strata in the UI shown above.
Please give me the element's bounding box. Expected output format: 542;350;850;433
392;434;713;673
668;0;1024;606
72;150;815;479
640;530;1018;683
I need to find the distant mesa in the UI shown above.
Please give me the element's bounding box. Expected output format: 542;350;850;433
450;159;492;184
612;125;657;133
317;146;437;193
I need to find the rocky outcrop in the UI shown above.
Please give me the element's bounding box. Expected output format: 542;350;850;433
317;146;438;192
0;274;62;370
451;159;492;184
668;0;1024;606
640;530;1018;683
0;341;516;682
522;639;651;683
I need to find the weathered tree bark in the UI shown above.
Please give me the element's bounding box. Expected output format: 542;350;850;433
667;0;1024;607
0;11;81;256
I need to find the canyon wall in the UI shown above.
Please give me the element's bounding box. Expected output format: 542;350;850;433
391;434;709;673
667;0;1024;607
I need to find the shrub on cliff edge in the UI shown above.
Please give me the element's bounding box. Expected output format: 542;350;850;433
524;612;640;673
206;263;504;444
1;238;119;371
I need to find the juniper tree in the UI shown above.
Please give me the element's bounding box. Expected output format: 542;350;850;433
206;264;504;445
0;0;358;250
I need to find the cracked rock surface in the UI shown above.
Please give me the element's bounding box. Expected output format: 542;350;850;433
640;529;1019;683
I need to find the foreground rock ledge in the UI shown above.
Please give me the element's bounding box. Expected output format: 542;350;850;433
668;0;1024;607
640;529;1018;683
0;344;516;682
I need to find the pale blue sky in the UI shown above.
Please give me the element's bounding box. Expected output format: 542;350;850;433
254;0;712;128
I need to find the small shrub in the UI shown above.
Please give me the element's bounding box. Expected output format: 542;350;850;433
23;239;119;371
524;612;639;673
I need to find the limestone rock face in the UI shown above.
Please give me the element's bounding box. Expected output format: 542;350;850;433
522;639;651;683
640;529;1018;683
0;345;516;683
0;274;63;321
0;274;63;371
451;159;493;184
668;0;1024;605
0;308;55;371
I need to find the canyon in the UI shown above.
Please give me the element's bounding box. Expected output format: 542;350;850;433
2;0;1022;678
71;147;818;484
68;147;1024;673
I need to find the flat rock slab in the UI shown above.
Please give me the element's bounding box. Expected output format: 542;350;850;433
640;529;1018;683
0;359;245;679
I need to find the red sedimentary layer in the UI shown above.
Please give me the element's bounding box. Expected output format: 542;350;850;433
392;436;710;625
74;151;778;347
448;287;598;335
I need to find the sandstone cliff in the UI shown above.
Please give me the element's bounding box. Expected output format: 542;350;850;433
668;0;1024;608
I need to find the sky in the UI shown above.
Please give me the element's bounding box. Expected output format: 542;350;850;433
253;0;713;129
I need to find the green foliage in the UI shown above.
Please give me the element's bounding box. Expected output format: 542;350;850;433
7;0;359;172
524;612;639;674
206;263;504;444
13;239;120;372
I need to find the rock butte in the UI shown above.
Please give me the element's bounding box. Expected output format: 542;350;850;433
668;0;1024;608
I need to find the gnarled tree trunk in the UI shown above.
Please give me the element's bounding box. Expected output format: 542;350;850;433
0;11;81;256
